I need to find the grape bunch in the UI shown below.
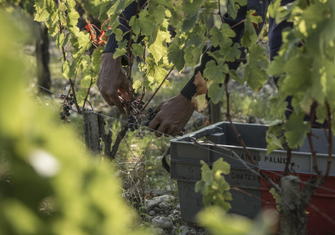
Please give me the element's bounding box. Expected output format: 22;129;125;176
144;107;158;126
128;114;141;132
59;93;74;120
127;99;186;136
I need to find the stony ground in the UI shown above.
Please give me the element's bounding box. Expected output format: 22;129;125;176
137;192;209;235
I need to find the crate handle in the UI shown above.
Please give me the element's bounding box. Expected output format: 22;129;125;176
188;126;223;140
162;147;171;173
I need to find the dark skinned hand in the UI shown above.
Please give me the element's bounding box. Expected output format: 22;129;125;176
149;94;195;137
97;53;130;115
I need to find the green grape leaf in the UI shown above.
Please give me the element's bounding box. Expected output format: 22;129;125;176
151;0;174;8
209;26;222;47
200;160;213;186
56;33;70;51
45;11;58;37
181;12;199;32
113;48;127;59
227;0;240;19
114;28;123;41
184;46;202;66
213;194;231;211
208;83;225;104
62;60;75;80
147;55;168;86
81;76;92;88
204;60;229;83
80;55;91;74
224;43;241;62
229;69;239;80
280;53;312;96
236;0;247;6
34;0;53;22
167;43;185;71
242;44;269;91
73;43;90;60
315;104;327;125
219;36;234;54
106;0;133;16
148;28;169;62
284;112;311;148
133;80;142;92
268;54;286;77
218;177;230;191
77;31;90;48
148;2;167;25
113;40;128;59
212;158;230;178
131;43;144;57
302;1;335;55
186;34;205;47
183;0;203;14
268;0;281;18
99;1;114;23
221;23;236;37
76;87;89;106
195;180;208;195
206;51;220;62
241;10;260;47
223;192;233;201
70;37;79;49
65;0;80;36
129;10;154;36
268;95;287;120
266;132;284;155
203;0;219;11
270;187;281;211
202;194;213;207
91;47;103;77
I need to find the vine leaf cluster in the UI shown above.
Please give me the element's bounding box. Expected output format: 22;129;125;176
195;159;232;211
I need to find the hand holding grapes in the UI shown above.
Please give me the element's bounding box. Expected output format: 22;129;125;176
97;53;130;115
148;94;195;137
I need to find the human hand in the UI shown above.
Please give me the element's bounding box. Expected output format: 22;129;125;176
148;94;195;137
97;53;130;115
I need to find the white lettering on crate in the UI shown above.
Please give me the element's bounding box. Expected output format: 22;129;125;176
231;152;287;165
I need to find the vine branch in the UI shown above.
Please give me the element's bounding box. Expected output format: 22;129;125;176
307;101;321;176
323;101;333;182
141;65;175;112
283;148;292;176
224;77;281;193
217;0;225;23
82;77;94;110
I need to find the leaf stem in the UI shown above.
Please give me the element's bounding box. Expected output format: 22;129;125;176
230;20;245;29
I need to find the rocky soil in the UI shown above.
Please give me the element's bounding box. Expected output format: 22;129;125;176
137;192;210;235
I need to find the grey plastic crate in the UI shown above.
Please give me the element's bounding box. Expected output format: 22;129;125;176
170;122;335;223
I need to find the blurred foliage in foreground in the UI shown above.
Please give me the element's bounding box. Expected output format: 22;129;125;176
0;12;147;235
197;206;278;235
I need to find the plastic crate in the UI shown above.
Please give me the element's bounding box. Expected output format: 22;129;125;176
170;122;335;234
